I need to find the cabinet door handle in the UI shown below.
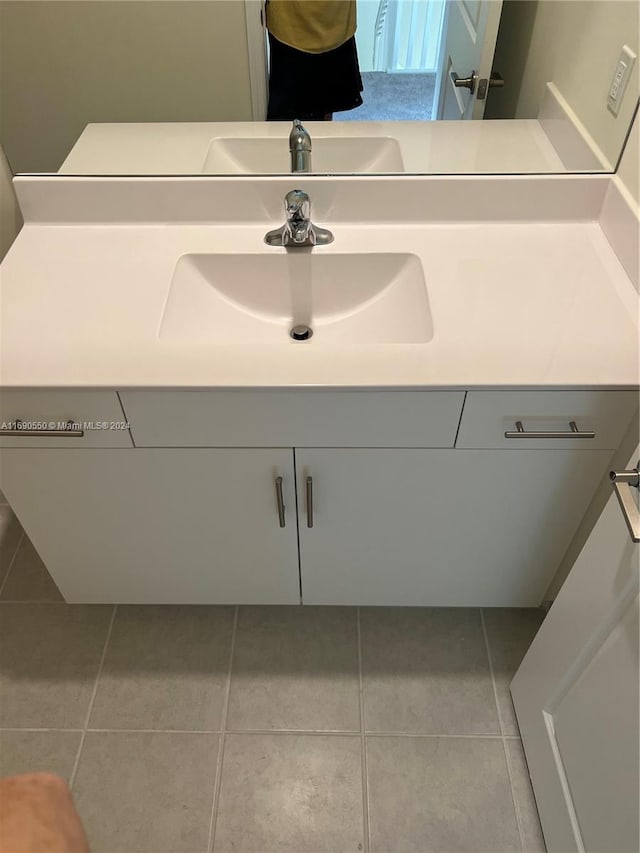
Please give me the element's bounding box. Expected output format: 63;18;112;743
306;476;314;528
0;419;84;437
275;476;286;528
504;420;595;439
610;466;640;543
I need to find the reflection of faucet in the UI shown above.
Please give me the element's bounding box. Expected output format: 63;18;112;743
265;190;334;247
289;119;312;173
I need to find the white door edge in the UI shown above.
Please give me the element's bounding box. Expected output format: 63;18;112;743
245;0;268;120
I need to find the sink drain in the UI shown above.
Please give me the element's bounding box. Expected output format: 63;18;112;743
290;324;313;341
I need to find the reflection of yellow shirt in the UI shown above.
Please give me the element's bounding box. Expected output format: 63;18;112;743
266;0;356;54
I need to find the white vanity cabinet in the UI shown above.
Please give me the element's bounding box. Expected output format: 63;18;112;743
0;388;636;606
295;448;612;606
1;447;300;604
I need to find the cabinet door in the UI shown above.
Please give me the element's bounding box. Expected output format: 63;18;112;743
296;448;611;606
1;449;299;604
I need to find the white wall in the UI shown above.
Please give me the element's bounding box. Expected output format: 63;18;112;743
0;0;253;173
505;0;639;168
0;144;22;259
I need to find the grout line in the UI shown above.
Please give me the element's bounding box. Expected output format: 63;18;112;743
479;609;506;733
69;604;117;791
224;728;361;736
206;604;238;853
0;530;25;600
481;609;526;853
0;600;67;605
0;725;522;738
356;607;371;853
211;729;509;739
363;731;511;739
85;728;223;735
0;728;84;734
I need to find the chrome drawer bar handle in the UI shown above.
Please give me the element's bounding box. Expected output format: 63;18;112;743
275;476;286;528
610;466;640;543
0;419;84;438
504;420;595;439
306;476;314;528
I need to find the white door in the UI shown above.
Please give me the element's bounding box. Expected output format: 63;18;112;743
296;448;610;606
1;448;300;604
435;0;503;119
511;452;640;853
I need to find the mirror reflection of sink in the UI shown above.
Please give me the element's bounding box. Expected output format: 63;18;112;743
160;253;433;344
202;137;405;174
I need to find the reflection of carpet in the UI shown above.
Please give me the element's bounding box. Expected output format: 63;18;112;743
336;72;436;121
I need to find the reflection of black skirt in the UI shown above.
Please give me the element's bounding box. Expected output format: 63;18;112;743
267;33;363;120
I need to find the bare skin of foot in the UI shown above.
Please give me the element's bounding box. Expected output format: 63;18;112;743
0;773;89;853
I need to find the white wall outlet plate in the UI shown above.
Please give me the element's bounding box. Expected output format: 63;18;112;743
607;45;637;117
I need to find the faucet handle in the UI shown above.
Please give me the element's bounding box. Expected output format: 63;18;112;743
284;189;310;220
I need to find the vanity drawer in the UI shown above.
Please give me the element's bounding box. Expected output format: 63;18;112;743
456;391;638;450
0;391;133;448
120;390;465;448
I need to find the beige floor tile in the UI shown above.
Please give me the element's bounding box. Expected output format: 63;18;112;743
361;608;500;734
213;733;364;852
507;739;547;852
89;605;234;731
0;506;23;587
0;730;81;780
0;537;63;602
482;608;545;735
0;604;113;728
73;731;218;853
367;736;520;853
227;606;360;732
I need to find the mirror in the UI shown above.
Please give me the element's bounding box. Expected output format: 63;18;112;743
0;0;637;176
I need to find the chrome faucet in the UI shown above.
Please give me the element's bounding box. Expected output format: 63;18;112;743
289;119;312;173
265;190;334;248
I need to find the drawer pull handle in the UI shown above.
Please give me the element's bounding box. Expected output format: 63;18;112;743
504;420;595;439
275;476;286;528
0;419;85;438
306;476;314;528
610;465;640;543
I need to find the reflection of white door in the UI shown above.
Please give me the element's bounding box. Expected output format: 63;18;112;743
435;0;503;119
511;451;640;853
367;0;446;73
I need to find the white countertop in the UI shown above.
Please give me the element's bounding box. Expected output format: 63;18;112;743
59;120;568;175
1;213;637;389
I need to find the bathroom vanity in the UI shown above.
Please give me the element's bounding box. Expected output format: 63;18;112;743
1;173;637;606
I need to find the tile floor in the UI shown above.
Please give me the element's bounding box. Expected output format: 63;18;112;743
0;500;547;853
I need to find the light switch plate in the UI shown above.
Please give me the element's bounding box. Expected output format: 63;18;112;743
607;45;636;116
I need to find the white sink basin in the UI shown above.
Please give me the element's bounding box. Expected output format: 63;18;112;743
203;137;405;174
160;253;433;345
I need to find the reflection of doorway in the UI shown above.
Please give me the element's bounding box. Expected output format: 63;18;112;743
337;0;446;121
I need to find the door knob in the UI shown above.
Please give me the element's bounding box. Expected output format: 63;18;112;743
451;70;478;94
610;464;640;543
453;70;505;100
477;72;505;100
